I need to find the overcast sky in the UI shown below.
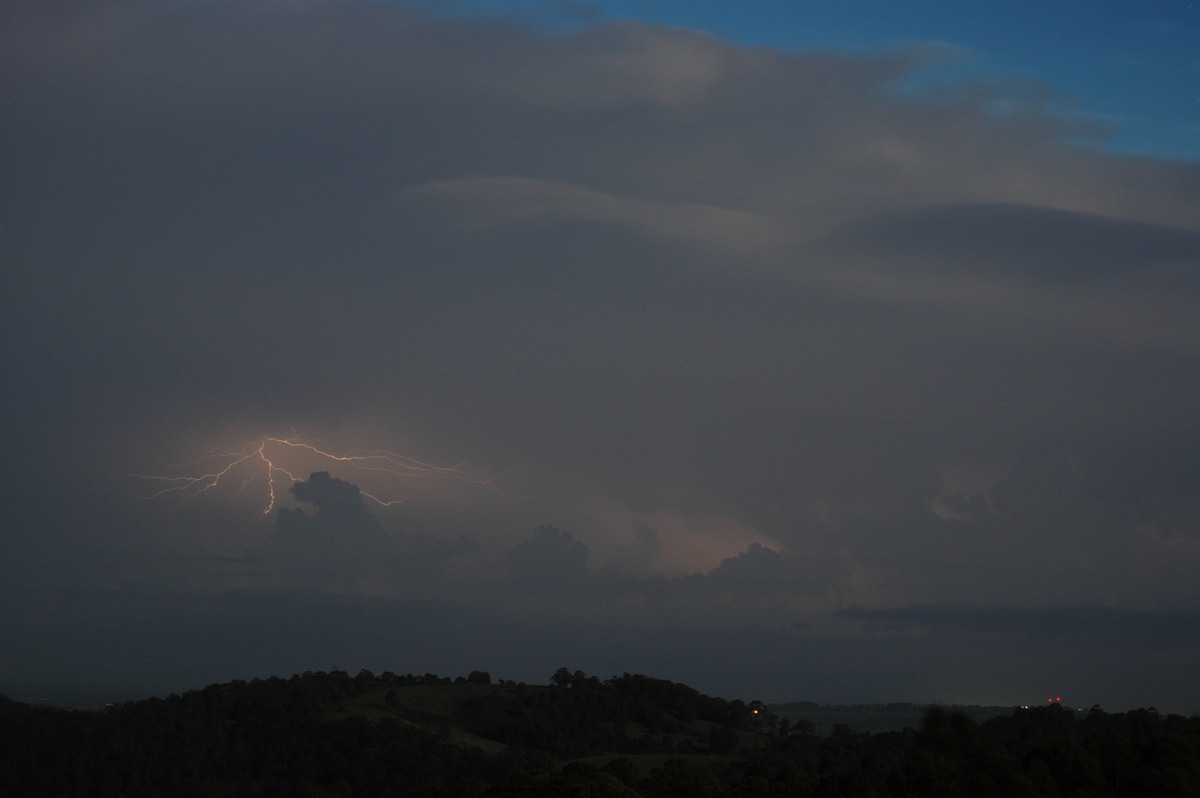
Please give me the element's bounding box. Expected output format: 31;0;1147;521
3;0;1200;713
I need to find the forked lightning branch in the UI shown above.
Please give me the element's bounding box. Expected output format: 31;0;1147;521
129;435;510;513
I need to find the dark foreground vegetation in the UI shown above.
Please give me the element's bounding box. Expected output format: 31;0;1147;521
2;668;1198;796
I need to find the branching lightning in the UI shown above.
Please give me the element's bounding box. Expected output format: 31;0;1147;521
130;434;513;513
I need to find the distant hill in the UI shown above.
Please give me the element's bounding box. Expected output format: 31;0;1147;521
2;668;1197;796
771;701;1017;735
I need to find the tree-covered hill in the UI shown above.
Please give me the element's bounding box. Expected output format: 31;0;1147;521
1;669;1198;796
770;701;1016;736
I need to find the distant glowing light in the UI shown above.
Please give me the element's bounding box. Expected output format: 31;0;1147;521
129;434;515;513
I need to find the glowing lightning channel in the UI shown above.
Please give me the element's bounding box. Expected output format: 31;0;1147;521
130;435;514;514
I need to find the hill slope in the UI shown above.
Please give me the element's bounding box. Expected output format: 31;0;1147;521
2;669;1198;796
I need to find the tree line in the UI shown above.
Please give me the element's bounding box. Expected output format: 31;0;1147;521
1;668;1198;796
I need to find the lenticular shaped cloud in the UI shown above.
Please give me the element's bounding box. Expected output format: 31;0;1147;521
828;203;1200;286
807;201;1200;351
403;176;784;255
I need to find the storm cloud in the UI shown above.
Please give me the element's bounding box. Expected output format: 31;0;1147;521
2;0;1198;711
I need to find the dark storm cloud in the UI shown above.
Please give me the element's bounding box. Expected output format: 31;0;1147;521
260;472;481;591
697;543;800;598
626;542;844;603
3;0;1199;710
506;525;590;594
265;472;390;589
839;603;1200;649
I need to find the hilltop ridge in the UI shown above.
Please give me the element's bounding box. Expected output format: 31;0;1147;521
2;668;1197;796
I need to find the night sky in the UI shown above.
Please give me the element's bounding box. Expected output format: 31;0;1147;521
3;0;1199;713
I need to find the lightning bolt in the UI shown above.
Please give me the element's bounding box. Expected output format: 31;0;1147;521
130;434;515;514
